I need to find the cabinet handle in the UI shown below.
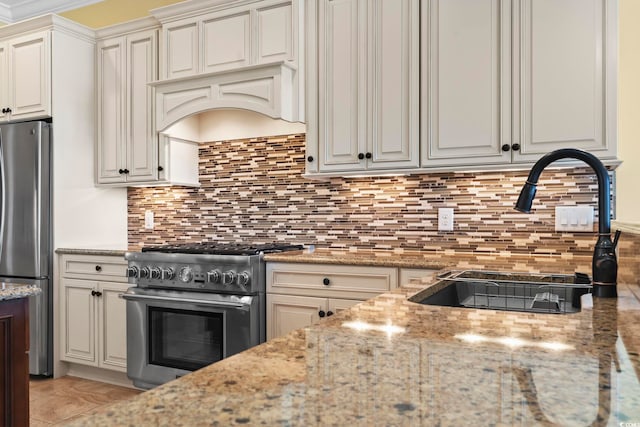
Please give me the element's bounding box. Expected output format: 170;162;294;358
307;156;314;162
91;290;96;296
95;291;102;297
95;265;102;272
158;166;164;172
1;108;6;114
118;169;124;174
358;153;365;160
511;143;521;151
365;152;372;159
322;278;330;286
3;107;11;114
318;310;326;318
502;144;510;152
123;169;130;174
327;311;334;317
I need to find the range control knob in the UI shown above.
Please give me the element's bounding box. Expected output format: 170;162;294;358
237;272;250;287
207;270;221;283
139;267;151;279
149;267;161;279
178;267;193;283
126;266;139;278
161;268;175;280
222;271;236;286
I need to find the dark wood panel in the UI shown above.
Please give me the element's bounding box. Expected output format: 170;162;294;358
0;298;29;427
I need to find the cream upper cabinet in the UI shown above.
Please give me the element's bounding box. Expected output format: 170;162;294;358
160;0;298;79
307;0;419;174
0;31;51;122
97;27;157;185
422;0;511;167
512;0;617;162
422;0;617;168
96;20;199;187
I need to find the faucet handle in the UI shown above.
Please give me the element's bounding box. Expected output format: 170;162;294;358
612;229;621;251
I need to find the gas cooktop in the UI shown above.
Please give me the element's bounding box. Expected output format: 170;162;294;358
140;242;304;256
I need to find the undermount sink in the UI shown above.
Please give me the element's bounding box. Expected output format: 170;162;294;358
410;270;592;314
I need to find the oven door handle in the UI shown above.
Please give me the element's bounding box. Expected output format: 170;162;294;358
120;293;247;308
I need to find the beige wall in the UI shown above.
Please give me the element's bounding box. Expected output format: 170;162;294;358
59;0;182;28
617;0;640;225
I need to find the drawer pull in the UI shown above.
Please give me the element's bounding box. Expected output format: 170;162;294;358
318;310;326;318
327;311;334;317
322;278;330;286
95;265;102;272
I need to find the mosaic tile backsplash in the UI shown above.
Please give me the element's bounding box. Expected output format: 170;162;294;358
129;133;627;258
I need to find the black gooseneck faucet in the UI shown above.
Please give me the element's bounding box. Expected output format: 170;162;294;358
514;148;621;298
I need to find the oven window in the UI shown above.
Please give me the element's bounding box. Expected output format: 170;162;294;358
148;307;223;372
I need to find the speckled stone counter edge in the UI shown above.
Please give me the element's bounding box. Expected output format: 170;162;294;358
0;285;41;301
55;248;128;257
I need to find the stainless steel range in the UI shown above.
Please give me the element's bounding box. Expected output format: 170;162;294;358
122;243;302;389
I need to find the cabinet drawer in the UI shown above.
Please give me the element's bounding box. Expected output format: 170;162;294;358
60;254;127;281
399;268;438;287
267;262;397;299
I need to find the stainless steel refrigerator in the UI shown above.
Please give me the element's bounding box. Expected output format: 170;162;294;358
0;120;52;376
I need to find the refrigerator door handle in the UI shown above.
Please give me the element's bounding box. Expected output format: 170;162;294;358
0;128;4;261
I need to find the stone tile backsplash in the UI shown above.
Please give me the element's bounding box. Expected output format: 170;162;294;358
128;133;630;259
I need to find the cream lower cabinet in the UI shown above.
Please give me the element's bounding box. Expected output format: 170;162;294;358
59;255;128;372
266;262;398;340
267;294;360;339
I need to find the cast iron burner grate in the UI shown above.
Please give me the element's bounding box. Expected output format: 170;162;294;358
140;243;304;256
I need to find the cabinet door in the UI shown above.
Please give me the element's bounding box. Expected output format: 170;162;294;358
267;294;325;340
60;279;97;366
96;37;126;184
422;0;511;166
0;42;7;121
8;31;51;120
202;11;251;73
368;0;419;169
125;30;158;182
514;0;615;161
256;2;293;64
317;0;367;172
163;20;199;79
98;282;128;371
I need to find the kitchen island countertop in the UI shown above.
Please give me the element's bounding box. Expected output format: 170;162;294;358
67;255;640;426
0;283;41;301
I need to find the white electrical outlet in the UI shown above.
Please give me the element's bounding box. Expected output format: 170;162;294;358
144;211;154;230
555;206;593;232
438;208;454;231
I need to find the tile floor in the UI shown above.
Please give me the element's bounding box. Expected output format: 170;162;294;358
29;376;142;425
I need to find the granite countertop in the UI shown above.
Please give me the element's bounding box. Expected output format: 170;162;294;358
55;248;128;257
0;283;41;301
69;268;640;426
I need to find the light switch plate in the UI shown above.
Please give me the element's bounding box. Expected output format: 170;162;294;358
555;206;593;232
144;210;154;230
438;208;454;231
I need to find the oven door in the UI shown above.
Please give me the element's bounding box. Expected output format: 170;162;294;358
122;287;262;389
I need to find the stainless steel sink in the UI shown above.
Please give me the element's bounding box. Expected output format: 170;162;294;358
409;270;592;314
